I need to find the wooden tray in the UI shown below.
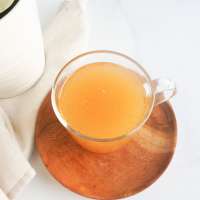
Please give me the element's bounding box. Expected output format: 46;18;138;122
35;93;177;200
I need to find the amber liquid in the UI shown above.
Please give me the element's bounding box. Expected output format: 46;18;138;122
58;62;152;141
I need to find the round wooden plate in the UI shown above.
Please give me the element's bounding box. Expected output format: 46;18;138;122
35;93;177;200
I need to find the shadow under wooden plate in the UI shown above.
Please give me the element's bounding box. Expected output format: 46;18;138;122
35;92;177;200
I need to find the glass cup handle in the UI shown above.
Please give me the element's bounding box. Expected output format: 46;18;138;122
152;79;176;106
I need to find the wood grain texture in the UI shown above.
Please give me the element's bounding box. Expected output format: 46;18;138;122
35;93;177;200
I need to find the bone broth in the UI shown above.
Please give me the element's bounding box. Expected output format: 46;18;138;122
58;62;152;139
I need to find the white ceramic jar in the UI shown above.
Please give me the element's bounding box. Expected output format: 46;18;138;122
0;0;45;98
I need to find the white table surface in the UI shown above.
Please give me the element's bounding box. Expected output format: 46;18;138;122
18;0;200;199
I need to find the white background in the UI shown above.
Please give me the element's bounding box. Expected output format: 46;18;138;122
19;0;200;199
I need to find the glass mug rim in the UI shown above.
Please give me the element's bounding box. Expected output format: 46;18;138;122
51;50;156;142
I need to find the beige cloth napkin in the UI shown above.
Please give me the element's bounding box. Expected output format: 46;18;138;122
0;0;88;199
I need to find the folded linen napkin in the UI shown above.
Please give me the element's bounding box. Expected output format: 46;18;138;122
0;0;89;199
0;107;35;200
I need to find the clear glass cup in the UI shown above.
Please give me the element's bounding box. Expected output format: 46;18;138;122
51;50;176;153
